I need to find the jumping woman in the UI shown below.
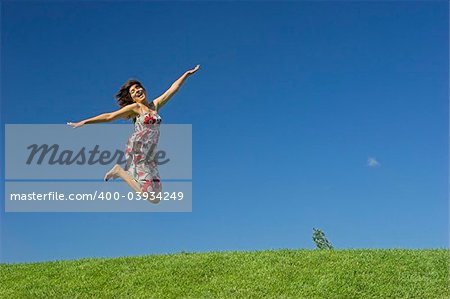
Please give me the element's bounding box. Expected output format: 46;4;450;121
67;64;200;203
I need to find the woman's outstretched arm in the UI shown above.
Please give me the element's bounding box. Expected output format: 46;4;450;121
67;103;139;128
153;64;200;111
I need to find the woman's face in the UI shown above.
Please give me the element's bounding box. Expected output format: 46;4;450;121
129;84;146;103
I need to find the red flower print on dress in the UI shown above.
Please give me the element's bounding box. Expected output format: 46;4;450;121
142;179;152;192
144;114;154;125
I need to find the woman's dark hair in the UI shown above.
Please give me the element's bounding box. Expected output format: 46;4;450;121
115;79;146;123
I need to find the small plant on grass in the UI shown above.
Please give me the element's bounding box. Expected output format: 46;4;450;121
312;228;334;250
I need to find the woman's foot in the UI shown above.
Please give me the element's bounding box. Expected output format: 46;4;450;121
104;164;122;181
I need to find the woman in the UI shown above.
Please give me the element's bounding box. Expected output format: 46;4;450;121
67;64;200;203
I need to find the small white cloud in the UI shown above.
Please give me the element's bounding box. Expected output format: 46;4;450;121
367;157;380;168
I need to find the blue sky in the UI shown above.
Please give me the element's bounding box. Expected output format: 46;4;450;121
1;1;448;263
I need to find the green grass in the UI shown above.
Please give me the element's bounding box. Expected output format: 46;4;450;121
1;249;449;298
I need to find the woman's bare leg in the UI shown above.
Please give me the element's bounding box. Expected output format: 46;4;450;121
104;164;141;192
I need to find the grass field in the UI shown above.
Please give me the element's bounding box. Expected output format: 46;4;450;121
1;249;449;298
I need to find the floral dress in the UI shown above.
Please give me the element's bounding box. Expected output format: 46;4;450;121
124;110;162;194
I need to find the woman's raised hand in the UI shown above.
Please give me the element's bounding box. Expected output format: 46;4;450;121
186;64;200;75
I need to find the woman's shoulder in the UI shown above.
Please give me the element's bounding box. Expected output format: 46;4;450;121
124;103;140;113
148;100;158;111
125;102;139;109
